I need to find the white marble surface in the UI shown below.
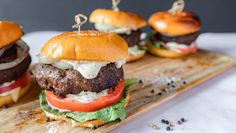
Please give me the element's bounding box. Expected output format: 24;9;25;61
23;32;236;133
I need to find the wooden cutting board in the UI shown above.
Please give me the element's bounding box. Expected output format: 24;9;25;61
0;50;235;133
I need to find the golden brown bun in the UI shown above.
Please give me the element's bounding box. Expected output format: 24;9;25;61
90;9;147;30
148;11;200;36
41;31;128;62
147;43;197;58
0;21;23;49
0;84;30;107
126;51;145;62
46;92;131;128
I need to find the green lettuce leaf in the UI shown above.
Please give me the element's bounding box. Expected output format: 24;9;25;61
39;79;138;122
138;45;148;51
152;42;162;48
144;30;163;48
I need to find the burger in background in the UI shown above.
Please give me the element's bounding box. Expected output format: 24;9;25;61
35;30;137;128
0;21;31;106
89;0;147;62
147;0;201;58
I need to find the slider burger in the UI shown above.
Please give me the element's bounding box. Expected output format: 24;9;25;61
147;0;201;58
89;8;147;62
0;21;31;106
36;30;137;128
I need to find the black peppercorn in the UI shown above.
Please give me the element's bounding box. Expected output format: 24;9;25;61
166;126;171;131
161;119;166;123
151;90;154;93
181;118;185;122
158;92;162;96
165;120;169;124
139;80;143;84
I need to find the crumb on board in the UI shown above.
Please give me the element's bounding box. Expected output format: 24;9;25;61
149;123;160;130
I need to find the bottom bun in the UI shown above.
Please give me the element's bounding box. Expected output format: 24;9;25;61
126;51;145;62
0;83;31;107
46;92;131;128
147;43;196;58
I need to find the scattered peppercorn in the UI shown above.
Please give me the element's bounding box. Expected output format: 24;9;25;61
158;92;162;96
171;85;175;88
165;120;169;124
166;126;171;131
177;121;182;125
167;82;170;86
183;81;186;84
181;118;185;122
139;80;143;84
151;90;154;93
169;123;174;127
171;80;174;84
161;119;166;123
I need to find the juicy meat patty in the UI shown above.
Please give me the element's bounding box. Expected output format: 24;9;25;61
119;30;141;47
0;55;31;84
35;63;124;98
0;45;17;63
150;31;200;45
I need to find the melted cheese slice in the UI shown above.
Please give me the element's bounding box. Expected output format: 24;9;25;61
94;23;132;34
38;55;126;79
128;45;144;55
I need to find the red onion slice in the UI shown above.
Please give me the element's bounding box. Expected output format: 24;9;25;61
0;44;14;57
0;40;29;70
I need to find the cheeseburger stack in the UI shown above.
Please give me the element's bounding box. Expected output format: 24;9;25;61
147;0;201;58
36;30;136;128
89;1;147;62
0;21;31;106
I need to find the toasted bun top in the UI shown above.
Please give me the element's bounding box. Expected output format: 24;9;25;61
0;21;23;48
148;11;200;36
89;9;147;30
41;30;128;62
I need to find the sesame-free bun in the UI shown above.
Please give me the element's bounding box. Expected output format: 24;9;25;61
41;31;128;62
46;92;131;128
0;84;30;107
147;43;197;58
148;11;200;36
126;51;145;62
0;21;23;48
90;9;147;30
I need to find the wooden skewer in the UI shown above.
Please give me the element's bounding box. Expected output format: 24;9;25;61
168;0;185;15
72;14;87;34
112;0;121;11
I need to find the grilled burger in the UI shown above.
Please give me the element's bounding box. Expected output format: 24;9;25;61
147;11;201;58
89;9;147;62
0;21;31;106
36;31;137;128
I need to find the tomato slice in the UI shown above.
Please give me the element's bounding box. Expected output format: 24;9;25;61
46;80;124;112
176;43;197;54
0;73;30;94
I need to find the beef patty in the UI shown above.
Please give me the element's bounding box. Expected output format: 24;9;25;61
119;30;141;47
35;63;124;98
150;31;200;45
0;55;31;84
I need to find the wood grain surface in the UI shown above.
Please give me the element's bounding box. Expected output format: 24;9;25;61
0;50;235;133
